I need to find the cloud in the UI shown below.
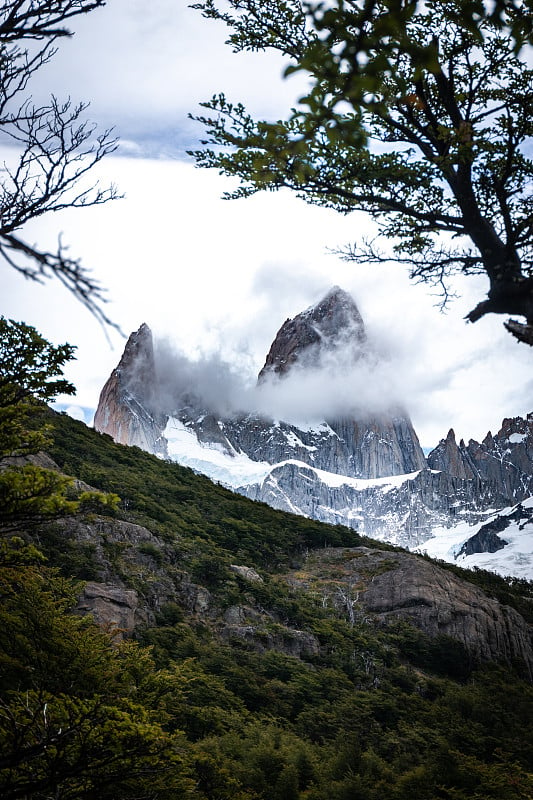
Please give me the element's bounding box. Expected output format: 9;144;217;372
4;139;531;453
153;320;418;426
30;0;305;156
154;339;256;418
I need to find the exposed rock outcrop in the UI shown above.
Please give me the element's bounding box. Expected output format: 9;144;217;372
456;502;533;559
288;547;533;678
77;582;143;637
240;461;504;546
221;414;424;479
46;511;531;675
456;528;508;558
258;286;367;380
228;564;264;583
361;551;533;677
94;323;168;456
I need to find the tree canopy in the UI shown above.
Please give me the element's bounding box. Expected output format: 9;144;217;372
0;317;118;531
190;0;533;344
0;0;119;326
0;539;195;800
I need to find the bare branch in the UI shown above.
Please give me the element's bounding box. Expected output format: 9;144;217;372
0;233;120;331
0;1;106;42
0;1;119;326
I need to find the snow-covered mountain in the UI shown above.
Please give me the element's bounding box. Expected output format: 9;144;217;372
94;287;533;579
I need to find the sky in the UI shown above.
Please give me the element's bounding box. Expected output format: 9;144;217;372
2;0;532;450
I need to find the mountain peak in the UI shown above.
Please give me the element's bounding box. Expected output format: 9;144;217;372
258;287;366;381
115;323;156;400
93;322;166;454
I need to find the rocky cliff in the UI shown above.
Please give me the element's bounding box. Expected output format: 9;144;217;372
287;547;533;679
428;416;533;500
258;286;367;380
93;289;532;576
52;509;533;678
240;461;506;546
94;323;168;456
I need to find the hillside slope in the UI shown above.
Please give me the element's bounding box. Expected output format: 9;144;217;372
93;291;533;570
9;407;533;800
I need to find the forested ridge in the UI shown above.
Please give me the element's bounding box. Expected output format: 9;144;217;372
1;405;532;799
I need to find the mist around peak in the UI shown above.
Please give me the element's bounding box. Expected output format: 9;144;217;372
152;333;409;425
147;286;417;424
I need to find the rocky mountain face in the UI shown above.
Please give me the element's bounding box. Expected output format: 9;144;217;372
176;412;427;480
93;288;533;577
93;323;168;457
289;547;533;678
427;418;533;500
95;287;425;478
258;286;367;380
49;506;533;678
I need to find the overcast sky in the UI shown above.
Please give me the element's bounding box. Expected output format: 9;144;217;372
2;0;532;449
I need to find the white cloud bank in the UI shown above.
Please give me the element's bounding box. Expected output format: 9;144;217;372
154;332;411;423
3;151;531;450
1;0;531;449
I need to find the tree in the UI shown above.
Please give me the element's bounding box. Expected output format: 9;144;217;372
0;316;75;413
0;1;119;326
0;317;117;531
190;0;533;344
0;538;195;799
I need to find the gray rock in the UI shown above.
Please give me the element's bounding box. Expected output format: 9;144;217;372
221;623;320;658
229;564;264;583
290;548;533;678
77;582;144;637
258;286;367;380
94;323;168;457
427;416;533;502
456;502;533;558
239;463;509;548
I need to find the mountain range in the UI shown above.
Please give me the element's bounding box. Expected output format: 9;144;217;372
94;287;533;579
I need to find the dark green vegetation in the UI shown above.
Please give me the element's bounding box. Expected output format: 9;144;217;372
2;403;532;799
2;316;532;799
0;317;118;533
191;0;533;343
46;406;362;569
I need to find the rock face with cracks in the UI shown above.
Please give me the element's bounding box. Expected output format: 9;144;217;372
59;510;532;677
287;547;533;679
93;288;533;561
94;323;168;457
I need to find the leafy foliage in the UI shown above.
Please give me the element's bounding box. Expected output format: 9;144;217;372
0;538;195;800
0;318;118;533
191;0;533;341
2;405;532;798
0;317;75;409
0;316;75;458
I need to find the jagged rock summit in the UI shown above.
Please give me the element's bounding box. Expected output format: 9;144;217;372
93;288;533;578
428;416;533;498
258;286;367;380
94;323;167;456
95;288;425;480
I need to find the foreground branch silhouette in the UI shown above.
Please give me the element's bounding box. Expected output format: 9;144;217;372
191;0;533;344
0;1;120;327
